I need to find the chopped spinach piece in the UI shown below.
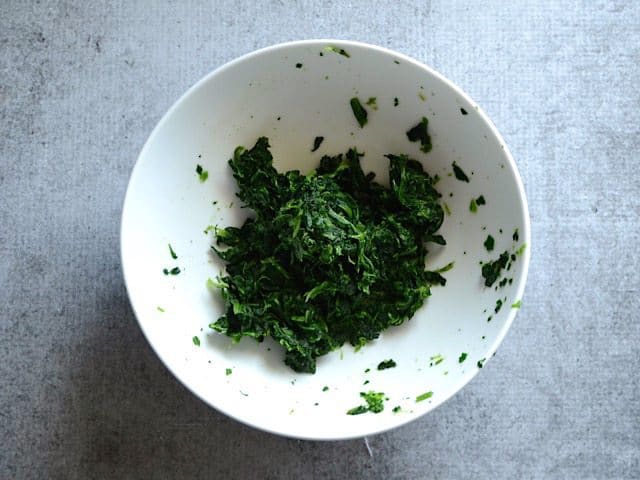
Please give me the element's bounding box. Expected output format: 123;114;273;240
225;368;232;376
350;97;368;127
157;306;165;313
311;136;324;152
347;405;368;415
470;198;478;213
325;45;350;57
347;391;386;415
495;298;503;313
460;107;468;115
394;97;399;107
481;251;509;287
392;405;401;413
511;300;522;309
458;352;468;363
484;235;495;252
452;162;470;182
436;261;454;273
163;267;181;276
365;97;378;110
430;354;444;366
168;243;178;259
406;117;432;153
192;336;200;346
377;359;397;370
476;195;486;205
415;391;433;402
295;63;303;69
196;164;209;182
322;386;329;392
209;138;446;373
477;358;485;368
513;228;519;242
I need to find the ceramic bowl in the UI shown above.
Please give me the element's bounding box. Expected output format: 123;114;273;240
121;40;530;440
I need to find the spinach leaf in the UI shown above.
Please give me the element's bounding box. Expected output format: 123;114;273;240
406;117;432;153
350;97;368;127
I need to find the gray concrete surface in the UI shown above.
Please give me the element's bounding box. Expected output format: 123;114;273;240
1;1;639;478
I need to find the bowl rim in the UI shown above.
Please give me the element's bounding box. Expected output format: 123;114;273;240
120;38;532;441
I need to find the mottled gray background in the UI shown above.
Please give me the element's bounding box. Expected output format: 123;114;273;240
1;1;638;479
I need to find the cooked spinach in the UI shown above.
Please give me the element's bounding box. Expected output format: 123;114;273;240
325;45;350;58
406;117;432;153
209;137;446;373
196;164;209;182
311;136;324;152
347;391;386;415
452;162;469;182
350;97;368;127
377;359;397;370
484;235;495;252
481;251;509;287
415;391;433;402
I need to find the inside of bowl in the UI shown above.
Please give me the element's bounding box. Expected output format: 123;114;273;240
121;40;530;439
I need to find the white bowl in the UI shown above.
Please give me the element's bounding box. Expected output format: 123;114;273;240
121;40;530;440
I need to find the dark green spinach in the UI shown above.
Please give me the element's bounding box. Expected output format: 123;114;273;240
209;137;446;373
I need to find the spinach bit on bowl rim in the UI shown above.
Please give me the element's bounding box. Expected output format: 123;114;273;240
346;391;386;415
406;117;432;153
324;45;350;57
196;164;209;182
350;97;368;127
484;235;495;252
377;359;397;370
415;391;433;402
311;136;324;152
365;97;378;110
452;161;469;182
481;251;510;287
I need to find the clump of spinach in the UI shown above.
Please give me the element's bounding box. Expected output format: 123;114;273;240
209;137;447;373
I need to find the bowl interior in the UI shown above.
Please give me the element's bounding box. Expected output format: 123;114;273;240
121;40;530;440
